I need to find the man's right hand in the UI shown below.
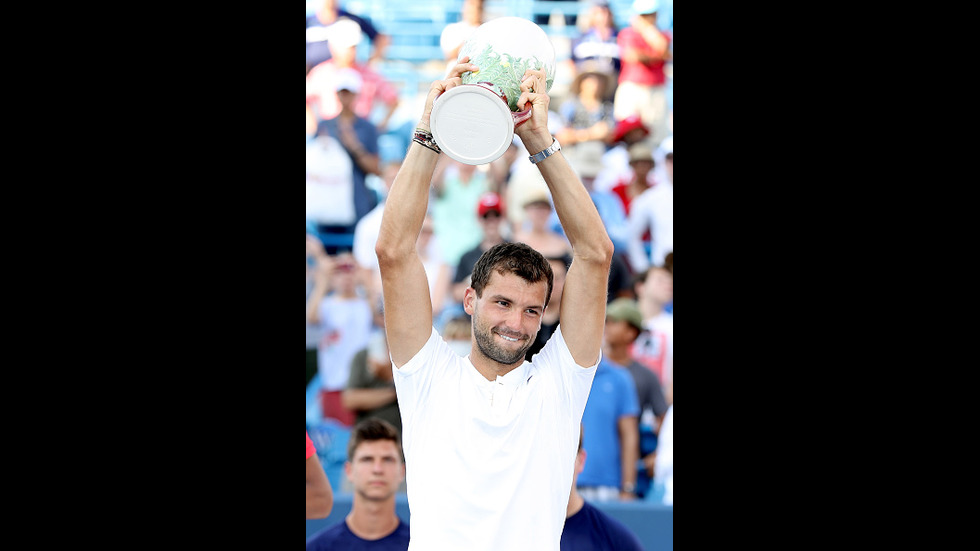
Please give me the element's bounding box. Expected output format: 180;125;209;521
419;57;479;131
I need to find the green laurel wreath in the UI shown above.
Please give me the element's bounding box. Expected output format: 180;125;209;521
460;43;554;112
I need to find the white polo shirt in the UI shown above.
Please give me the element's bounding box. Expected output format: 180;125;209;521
393;325;598;551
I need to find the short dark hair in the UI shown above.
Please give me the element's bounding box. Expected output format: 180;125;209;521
347;418;403;462
470;242;554;309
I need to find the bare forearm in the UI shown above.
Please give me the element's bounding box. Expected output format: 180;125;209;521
342;387;397;410
306;455;333;519
536;150;613;262
620;417;639;490
376;143;438;261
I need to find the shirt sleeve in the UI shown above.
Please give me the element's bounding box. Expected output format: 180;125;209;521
531;325;600;423
392;327;453;431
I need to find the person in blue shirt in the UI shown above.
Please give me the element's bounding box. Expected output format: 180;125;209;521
306;419;409;550
576;310;641;501
562;424;645;551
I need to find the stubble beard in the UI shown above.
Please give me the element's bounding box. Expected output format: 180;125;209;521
472;307;535;366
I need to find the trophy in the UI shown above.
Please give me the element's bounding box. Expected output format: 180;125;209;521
430;17;556;165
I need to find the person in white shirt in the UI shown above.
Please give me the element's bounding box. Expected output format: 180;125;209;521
374;58;614;551
626;135;672;273
652;404;673;504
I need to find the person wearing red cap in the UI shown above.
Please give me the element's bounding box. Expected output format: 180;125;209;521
451;192;510;306
594;115;656;194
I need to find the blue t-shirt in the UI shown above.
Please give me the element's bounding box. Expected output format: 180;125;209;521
578;358;639;488
560;501;644;551
307;518;410;551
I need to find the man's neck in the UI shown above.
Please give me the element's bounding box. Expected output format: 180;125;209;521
346;498;400;540
566;490;585;518
603;342;632;366
470;353;521;382
641;299;664;320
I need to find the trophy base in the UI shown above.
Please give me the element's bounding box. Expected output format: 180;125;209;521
430;84;515;165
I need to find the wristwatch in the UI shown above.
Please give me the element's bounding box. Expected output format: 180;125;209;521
528;138;561;164
622;482;636;494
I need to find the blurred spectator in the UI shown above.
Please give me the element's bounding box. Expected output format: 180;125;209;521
431;157;491;268
556;66;616;173
306;251;375;426
570;1;621;80
563;140;629;255
607;251;635;303
561;425;645;551
602;297;667;499
578;304;640;501
353;160;401;322
651;404;672;505
307;128;357;244
306;419;409;550
418;212;453;328
306;0;389;74
488;140;521;194
316;68;381;227
442;315;473;357
630;265;673;404
308;234;330;387
614;0;672;147
525;254;570;362
343;328;402;435
535;0;576;27
594;115;656;194
513;186;573;259
625;139;672;274
611;142;656;215
307;430;334;519
307;18;400;132
440;0;485;68
654;134;673;201
451;192;510;307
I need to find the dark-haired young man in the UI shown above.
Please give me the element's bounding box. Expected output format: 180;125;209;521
374;58;614;551
306;419;409;550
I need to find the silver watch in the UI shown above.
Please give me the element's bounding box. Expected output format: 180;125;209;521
528;138;561;164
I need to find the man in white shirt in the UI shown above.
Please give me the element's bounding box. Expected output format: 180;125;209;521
375;59;614;551
626;136;672;273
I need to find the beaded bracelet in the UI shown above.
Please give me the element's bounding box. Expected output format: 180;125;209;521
413;128;441;154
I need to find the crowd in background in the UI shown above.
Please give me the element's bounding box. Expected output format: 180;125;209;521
306;0;673;514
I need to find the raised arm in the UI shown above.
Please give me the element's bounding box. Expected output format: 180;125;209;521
375;59;478;367
514;69;614;368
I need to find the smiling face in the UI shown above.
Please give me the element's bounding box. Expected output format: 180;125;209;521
467;270;548;366
466;242;553;367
